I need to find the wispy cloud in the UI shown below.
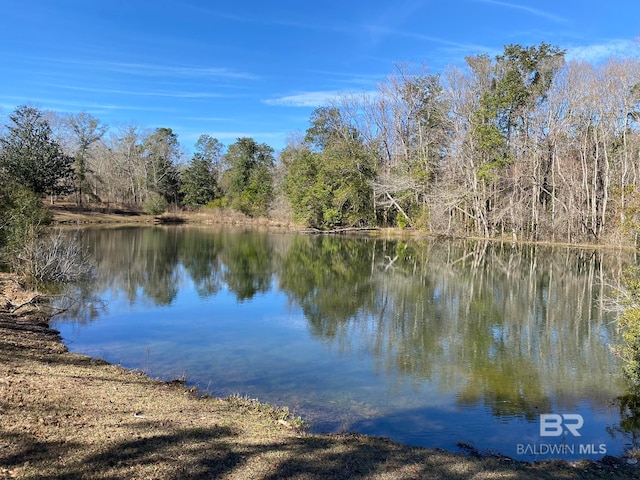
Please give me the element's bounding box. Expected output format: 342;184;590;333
46;84;236;99
187;5;352;34
566;39;640;63
12;55;258;81
309;70;388;87
264;91;343;107
364;0;427;47
264;90;378;108
99;61;258;80
363;25;494;57
177;116;236;122
474;0;567;23
195;131;286;141
0;95;176;113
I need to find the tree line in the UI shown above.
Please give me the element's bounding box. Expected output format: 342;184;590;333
1;43;640;245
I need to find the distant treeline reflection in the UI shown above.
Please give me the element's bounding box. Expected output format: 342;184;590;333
66;226;631;422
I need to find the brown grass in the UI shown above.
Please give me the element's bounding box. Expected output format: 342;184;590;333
49;202;298;230
0;275;638;479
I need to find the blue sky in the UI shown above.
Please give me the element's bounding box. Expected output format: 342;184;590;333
1;1;638;154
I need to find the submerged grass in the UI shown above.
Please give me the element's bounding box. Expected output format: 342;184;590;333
0;275;638;479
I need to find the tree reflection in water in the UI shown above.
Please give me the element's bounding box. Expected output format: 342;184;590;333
610;386;640;452
58;226;633;454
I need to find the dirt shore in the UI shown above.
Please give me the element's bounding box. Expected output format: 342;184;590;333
1;276;639;479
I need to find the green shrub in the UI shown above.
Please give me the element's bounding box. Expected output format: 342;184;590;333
0;184;52;259
205;197;230;209
322;208;341;228
617;266;640;384
142;192;168;215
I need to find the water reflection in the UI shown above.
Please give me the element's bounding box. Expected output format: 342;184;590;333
610;386;640;451
55;226;634;459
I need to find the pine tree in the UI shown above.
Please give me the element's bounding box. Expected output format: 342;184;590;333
0;105;74;197
179;135;222;206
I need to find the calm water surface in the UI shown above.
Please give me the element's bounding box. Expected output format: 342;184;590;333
52;226;638;460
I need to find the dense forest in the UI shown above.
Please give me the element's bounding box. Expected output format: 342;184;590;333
2;43;640;245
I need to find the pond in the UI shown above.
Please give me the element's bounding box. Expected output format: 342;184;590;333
51;226;638;461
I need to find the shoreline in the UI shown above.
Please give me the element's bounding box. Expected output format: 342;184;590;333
1;276;638;479
49;203;638;253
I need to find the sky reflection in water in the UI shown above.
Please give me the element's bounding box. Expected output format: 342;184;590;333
52;226;635;460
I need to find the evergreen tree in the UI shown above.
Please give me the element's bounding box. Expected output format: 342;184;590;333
283;107;377;228
281;144;329;227
221;137;274;217
0;105;74;197
179;135;222;206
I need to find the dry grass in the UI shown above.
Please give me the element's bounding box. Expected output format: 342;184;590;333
1;281;638;479
49;203;154;226
49;203;298;230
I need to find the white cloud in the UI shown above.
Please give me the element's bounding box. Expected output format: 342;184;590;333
46;84;233;99
20;56;258;81
364;25;494;58
264;91;344;107
0;95;175;113
264;90;378;107
101;61;258;80
566;39;640;63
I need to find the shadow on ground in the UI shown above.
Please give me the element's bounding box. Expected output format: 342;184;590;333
1;304;637;479
2;423;634;480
